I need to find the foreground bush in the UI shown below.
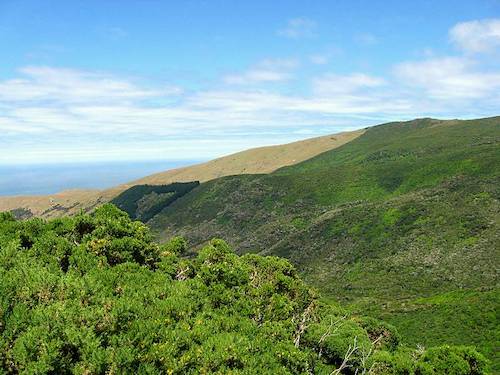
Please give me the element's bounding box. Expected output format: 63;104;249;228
0;205;489;374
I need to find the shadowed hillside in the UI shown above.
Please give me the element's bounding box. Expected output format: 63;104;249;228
111;182;200;222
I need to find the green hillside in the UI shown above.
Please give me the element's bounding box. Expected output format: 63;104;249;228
146;117;500;369
2;206;491;374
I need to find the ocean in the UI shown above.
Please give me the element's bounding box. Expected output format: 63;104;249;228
0;160;201;196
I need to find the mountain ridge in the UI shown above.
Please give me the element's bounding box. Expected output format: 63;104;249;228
0;129;364;219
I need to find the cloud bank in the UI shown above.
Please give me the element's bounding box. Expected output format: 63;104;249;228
1;18;499;164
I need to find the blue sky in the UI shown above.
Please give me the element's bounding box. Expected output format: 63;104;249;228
0;0;499;164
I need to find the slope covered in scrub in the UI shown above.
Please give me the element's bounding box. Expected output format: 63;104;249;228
145;116;500;369
0;205;490;374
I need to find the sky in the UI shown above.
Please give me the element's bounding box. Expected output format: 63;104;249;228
0;0;499;165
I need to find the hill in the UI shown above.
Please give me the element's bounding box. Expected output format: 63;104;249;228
0;130;364;219
143;117;500;369
0;205;489;373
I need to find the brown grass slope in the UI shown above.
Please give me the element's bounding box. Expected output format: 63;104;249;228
0;129;364;218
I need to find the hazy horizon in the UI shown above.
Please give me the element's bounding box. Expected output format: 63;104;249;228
0;159;201;196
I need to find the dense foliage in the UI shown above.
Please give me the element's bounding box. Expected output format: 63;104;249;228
111;182;199;222
145;117;499;369
0;205;490;373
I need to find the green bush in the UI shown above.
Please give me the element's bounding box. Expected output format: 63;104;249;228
369;349;416;374
356;316;402;351
415;345;489;375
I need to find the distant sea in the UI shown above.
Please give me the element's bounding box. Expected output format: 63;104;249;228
0;160;201;196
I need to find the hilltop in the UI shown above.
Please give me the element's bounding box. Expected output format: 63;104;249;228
0;130;363;219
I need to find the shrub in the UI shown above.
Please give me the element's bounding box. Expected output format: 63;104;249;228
415;345;489;375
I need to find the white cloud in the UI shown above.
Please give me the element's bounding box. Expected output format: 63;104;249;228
0;66;404;153
277;17;317;39
223;58;299;85
312;73;386;95
394;57;500;99
450;18;500;53
224;70;290;85
0;66;180;103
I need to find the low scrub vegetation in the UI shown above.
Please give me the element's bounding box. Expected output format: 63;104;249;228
146;117;499;370
0;205;490;373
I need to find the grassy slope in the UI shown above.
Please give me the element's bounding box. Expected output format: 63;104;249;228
148;117;500;368
0;130;363;219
